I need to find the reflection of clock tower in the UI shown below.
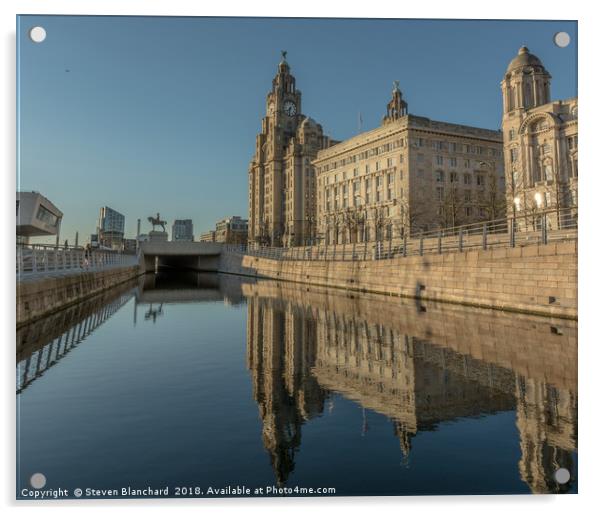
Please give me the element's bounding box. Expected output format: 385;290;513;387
249;52;334;247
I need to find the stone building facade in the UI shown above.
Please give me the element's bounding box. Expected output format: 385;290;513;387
501;46;578;230
248;54;335;247
215;216;248;244
200;216;248;244
313;84;505;244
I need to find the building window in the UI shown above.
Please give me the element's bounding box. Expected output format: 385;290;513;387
510;148;518;163
464;190;472;202
571;158;578;178
545;192;551;207
436;187;444;201
436;155;444;165
450;172;458;183
464;206;472;217
417;154;425;163
463;173;472;185
543;163;553;181
399;154;404;163
450;157;457;167
509;128;516;140
376;161;380;171
476;174;485;187
387;157;393;167
36;205;59;227
435;170;444;182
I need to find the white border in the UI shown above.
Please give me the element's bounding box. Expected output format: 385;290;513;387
2;1;600;514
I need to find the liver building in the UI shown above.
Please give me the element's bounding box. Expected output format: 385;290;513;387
501;46;578;230
248;53;335;247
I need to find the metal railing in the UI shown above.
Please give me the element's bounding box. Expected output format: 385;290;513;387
16;243;139;278
225;207;577;262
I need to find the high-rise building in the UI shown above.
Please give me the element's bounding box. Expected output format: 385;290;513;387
172;219;194;241
97;206;125;250
313;84;505;243
500;46;578;230
248;53;336;247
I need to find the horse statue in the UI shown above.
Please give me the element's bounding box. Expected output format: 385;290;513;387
148;213;167;232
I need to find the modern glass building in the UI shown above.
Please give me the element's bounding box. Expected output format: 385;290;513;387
98;206;125;250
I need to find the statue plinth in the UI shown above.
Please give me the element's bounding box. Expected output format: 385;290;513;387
148;231;168;242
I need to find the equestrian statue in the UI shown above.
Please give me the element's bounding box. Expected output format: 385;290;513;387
148;213;167;232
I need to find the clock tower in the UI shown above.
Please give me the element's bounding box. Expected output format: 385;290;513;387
248;53;333;247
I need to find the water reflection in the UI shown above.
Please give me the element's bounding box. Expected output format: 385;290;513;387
242;279;577;494
16;279;138;393
16;271;577;495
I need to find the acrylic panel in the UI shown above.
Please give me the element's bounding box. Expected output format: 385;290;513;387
16;16;578;500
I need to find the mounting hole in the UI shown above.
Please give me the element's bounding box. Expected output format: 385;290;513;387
553;32;571;48
30;472;47;489
29;26;47;43
555;467;570;484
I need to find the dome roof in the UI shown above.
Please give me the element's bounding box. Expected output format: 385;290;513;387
300;116;318;129
506;46;545;73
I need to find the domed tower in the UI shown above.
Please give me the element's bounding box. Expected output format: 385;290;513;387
501;46;551;115
500;46;578;231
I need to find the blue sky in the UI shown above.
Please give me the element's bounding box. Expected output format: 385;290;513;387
17;16;577;243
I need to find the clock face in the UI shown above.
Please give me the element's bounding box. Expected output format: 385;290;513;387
283;100;297;116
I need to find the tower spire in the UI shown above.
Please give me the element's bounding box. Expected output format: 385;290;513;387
383;80;408;125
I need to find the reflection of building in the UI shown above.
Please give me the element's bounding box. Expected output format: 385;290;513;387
246;296;325;484
313;84;505;243
98;206;125;250
501;47;578;229
244;280;577;493
172;219;194;241
248;54;335;247
515;377;577;493
16;191;63;244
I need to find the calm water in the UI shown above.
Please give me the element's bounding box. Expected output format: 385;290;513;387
16;271;577;498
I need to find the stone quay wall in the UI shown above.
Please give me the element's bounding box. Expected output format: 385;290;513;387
17;266;142;327
219;240;577;319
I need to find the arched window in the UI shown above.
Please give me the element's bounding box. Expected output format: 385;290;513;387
544;162;553;181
